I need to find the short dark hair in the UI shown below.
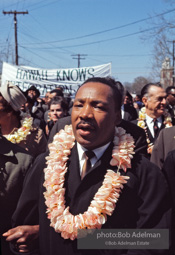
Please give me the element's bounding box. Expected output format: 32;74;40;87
49;96;69;113
141;82;162;98
166;86;175;94
125;91;133;101
50;89;64;97
77;76;124;111
136;94;142;101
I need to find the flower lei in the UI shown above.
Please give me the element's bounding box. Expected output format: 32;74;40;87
43;125;135;240
137;107;172;154
4;115;33;144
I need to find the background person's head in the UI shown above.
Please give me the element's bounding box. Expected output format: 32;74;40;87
0;82;26;124
46;89;64;106
21;95;36;113
26;85;40;100
141;83;166;119
44;92;51;105
71;77;123;150
166;86;175;106
49;96;68;123
124;91;133;105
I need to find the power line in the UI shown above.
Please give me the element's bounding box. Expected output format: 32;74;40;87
3;10;28;65
20;45;64;67
29;0;62;11
22;25;162;49
18;7;175;46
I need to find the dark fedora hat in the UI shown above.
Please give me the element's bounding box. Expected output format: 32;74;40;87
26;85;40;98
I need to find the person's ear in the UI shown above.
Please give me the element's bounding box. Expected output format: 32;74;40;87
142;96;148;106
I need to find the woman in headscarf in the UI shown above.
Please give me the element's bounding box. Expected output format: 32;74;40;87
0;82;47;158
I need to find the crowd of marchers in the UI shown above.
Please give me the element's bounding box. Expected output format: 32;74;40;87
0;78;175;255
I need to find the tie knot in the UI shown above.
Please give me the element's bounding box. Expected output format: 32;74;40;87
153;118;157;123
84;150;95;160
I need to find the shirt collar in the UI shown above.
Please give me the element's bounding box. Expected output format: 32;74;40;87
146;114;162;124
77;142;110;162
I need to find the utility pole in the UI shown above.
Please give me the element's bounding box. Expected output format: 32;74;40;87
71;54;87;68
173;40;175;86
3;10;28;65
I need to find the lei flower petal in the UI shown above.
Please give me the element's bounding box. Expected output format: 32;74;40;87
4;114;33;144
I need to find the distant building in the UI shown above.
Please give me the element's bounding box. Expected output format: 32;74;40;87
160;57;174;88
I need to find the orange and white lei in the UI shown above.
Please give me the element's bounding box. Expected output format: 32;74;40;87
137;107;172;154
43;125;135;240
4;115;33;144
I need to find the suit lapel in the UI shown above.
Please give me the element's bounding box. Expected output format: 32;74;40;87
144;120;154;143
65;143;81;205
66;142;114;214
145;117;165;143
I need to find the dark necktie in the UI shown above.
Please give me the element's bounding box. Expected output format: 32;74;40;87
153;118;159;137
81;150;95;180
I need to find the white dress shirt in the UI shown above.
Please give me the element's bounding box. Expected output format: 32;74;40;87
145;114;162;138
77;142;110;175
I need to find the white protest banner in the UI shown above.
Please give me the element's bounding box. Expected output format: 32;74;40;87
1;62;111;96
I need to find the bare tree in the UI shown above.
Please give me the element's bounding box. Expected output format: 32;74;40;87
131;76;153;94
142;1;175;79
123;82;132;93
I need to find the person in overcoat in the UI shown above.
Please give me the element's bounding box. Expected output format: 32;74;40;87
162;149;175;253
151;125;175;169
0;135;33;255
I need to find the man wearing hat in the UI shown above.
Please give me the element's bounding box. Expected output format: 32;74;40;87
25;85;44;120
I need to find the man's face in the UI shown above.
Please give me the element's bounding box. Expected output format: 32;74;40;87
71;82;121;150
124;96;131;105
143;86;166;118
44;92;51;104
27;90;37;100
167;88;175;106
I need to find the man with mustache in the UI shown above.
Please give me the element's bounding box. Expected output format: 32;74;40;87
4;77;172;255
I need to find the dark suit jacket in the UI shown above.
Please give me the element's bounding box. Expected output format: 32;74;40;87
48;116;147;157
162;149;175;252
132;118;165;145
151;126;175;169
12;142;172;255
